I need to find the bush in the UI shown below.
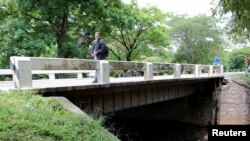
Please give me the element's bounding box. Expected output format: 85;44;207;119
0;90;118;141
110;70;124;78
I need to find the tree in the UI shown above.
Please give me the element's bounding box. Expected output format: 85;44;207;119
19;0;123;58
169;15;225;64
226;47;250;71
0;0;52;67
213;0;250;39
0;0;170;68
106;2;170;61
0;0;124;65
133;26;172;62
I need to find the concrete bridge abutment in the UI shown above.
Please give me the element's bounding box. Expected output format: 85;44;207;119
59;78;223;126
111;87;220;126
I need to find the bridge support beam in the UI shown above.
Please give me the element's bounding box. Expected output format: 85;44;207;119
10;57;32;88
112;91;216;126
98;61;110;84
77;73;82;79
220;65;224;75
144;63;153;80
174;64;181;78
49;73;55;80
209;65;213;76
194;65;200;77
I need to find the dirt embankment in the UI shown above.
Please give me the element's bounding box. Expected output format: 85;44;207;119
219;75;250;124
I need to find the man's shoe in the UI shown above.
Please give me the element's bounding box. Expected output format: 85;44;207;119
92;80;98;83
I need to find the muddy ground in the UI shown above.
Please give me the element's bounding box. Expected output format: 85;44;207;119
219;75;250;124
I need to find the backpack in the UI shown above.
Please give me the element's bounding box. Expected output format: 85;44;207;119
94;40;109;58
103;44;109;57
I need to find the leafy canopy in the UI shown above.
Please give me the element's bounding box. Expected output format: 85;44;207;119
226;47;250;71
107;2;170;61
213;0;250;39
169;15;225;64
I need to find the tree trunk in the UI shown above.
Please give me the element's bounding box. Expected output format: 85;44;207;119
56;35;66;58
187;53;193;64
126;51;132;61
56;12;68;58
55;13;69;79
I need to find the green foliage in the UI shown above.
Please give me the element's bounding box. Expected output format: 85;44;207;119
135;25;172;62
0;0;171;68
226;47;250;71
0;18;54;54
110;70;124;78
213;0;250;39
0;90;118;141
107;2;170;61
0;0;124;68
169;15;225;64
0;0;57;67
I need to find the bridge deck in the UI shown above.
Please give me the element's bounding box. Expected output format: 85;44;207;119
0;74;222;91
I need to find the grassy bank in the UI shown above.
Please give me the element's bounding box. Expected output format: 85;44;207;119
245;74;250;80
0;90;118;141
241;74;250;84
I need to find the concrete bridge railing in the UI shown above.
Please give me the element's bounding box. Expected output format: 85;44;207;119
9;56;223;88
0;69;93;80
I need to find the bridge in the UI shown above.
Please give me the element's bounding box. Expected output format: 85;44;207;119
0;56;224;125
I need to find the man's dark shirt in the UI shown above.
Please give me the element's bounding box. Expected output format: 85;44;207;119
92;39;106;60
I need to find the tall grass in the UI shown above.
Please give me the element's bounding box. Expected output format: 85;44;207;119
0;90;118;141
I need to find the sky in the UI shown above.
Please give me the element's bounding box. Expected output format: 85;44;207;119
123;0;214;16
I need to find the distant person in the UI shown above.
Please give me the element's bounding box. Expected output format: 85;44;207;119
213;57;221;65
91;32;108;83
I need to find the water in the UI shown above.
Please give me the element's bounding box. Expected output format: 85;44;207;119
105;118;208;141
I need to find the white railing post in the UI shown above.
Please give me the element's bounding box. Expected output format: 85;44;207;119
209;65;213;76
49;73;55;80
98;61;110;84
144;63;153;80
77;73;82;79
174;64;181;78
220;65;224;75
194;65;200;77
10;57;32;88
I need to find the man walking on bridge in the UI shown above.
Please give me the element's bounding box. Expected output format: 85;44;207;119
213;57;221;65
91;32;108;83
